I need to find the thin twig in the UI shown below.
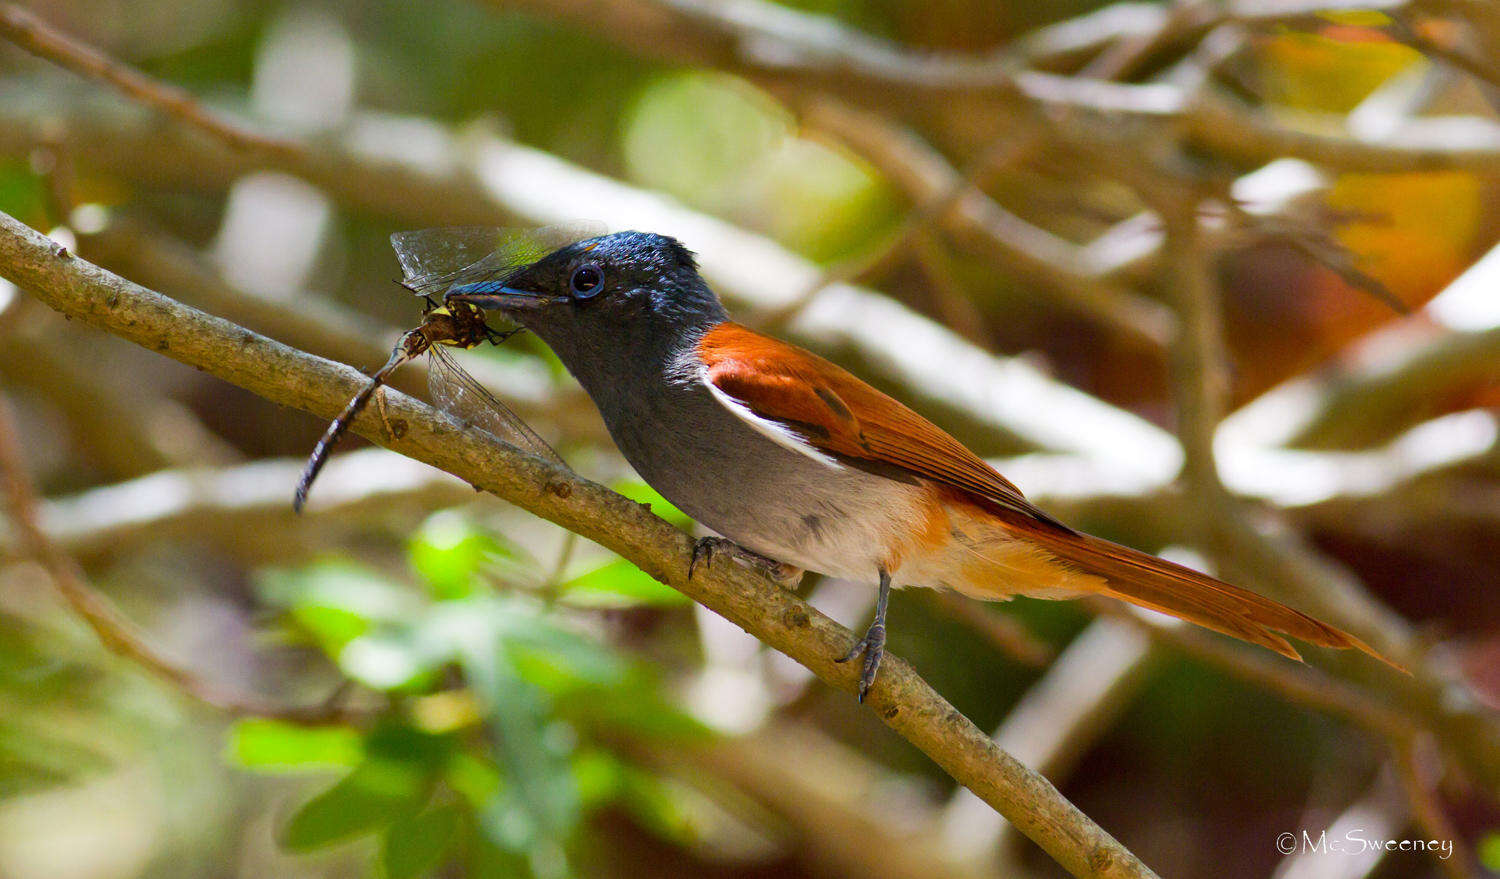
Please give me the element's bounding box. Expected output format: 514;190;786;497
485;0;1500;174
756;128;1035;332
0;3;300;157
909;228;991;346
0;448;479;565
0;86;1162;463
0;391;361;724
1385;13;1500;114
1152;190;1500;799
1288;325;1500;449
1159;198;1231;495
1224;200;1409;315
753;221;911;331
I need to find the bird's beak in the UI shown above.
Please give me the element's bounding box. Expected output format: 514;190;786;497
445;286;567;312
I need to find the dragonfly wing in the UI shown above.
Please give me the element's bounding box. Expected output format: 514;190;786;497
391;224;605;300
427;344;569;469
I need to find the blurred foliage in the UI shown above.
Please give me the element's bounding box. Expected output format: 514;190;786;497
241;511;710;878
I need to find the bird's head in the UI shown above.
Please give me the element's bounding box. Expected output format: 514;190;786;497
444;231;727;365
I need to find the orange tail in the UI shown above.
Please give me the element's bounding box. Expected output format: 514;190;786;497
1022;525;1402;671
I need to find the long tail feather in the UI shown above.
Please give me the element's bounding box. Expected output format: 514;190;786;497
1019;523;1402;671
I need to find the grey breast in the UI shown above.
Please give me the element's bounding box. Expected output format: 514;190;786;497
585;361;888;569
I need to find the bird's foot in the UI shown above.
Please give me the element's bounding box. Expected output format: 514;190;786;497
835;618;886;703
689;536;801;587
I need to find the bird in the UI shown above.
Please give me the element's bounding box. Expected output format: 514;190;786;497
444;230;1394;700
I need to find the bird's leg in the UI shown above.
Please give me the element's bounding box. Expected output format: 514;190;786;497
689;536;802;588
836;567;890;702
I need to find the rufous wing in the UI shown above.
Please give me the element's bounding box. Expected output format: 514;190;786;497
696;322;1062;525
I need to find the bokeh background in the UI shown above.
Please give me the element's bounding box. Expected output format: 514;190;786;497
0;0;1498;877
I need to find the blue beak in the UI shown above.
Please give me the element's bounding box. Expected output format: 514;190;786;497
445;282;566;311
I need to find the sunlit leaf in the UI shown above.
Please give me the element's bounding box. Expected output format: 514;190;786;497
445;751;503;808
293;606;372;652
571;748;624;809
610;481;692;529
496;619;626;691
411;691;483;734
1259;30;1421;112
558;558;688;609
258;562;422;653
226;719;362;773
622;72;791;215
409;510;517;601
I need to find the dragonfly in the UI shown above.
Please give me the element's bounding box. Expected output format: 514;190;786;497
293;226;591;512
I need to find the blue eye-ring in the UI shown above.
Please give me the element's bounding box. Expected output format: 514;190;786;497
570;263;604;299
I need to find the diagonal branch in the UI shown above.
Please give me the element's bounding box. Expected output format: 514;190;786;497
0;3;299;157
0;211;1158;879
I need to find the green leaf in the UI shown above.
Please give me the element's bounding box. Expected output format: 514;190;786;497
613;765;696;846
293;606;372;652
280;757;430;851
258;562;421;653
0;160;45;226
471;663;577;852
558;558;688;609
225;720;362;774
445;752;502;808
409;510;517;601
611;482;692;529
381;804;460;879
496;620;625;692
466;834;531;879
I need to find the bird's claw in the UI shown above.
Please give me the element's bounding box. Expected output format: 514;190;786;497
688;536;729;579
689;537;801;587
835;620;886;703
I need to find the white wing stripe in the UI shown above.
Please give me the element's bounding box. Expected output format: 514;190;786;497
702;378;845;470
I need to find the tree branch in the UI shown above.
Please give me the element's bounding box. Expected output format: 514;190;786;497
0;211;1159;879
1288;325;1500;450
0;3;299;157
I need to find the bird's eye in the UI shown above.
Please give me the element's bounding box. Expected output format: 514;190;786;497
569;263;604;299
